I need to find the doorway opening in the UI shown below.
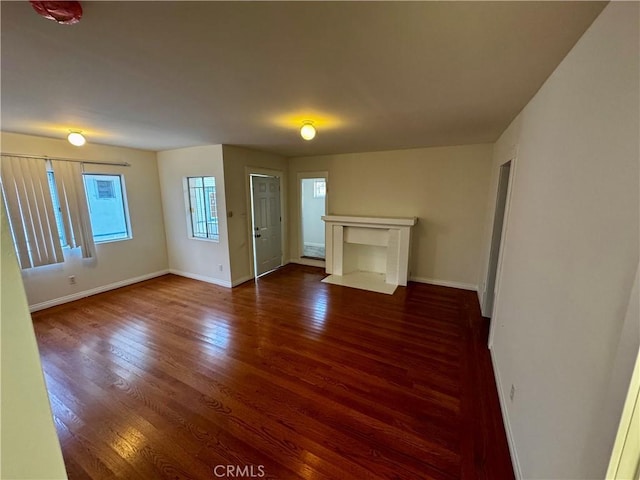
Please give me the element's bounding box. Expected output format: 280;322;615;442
299;173;327;261
250;174;282;278
484;160;513;318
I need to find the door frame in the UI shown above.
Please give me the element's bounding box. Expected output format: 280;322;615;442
483;160;513;317
296;171;329;268
245;166;286;280
607;347;640;479
487;151;518;349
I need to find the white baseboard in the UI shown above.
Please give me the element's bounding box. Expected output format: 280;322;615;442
490;348;523;479
29;269;170;312
478;290;486;314
169;269;232;288
410;276;478;291
290;257;326;268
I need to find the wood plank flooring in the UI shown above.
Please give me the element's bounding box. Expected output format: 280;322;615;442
32;264;514;480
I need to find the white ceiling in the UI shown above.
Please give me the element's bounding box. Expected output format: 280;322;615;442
1;1;606;157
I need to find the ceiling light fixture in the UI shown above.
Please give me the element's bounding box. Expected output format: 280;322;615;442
67;131;86;147
300;121;316;141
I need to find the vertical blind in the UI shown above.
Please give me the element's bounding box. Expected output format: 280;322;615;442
51;160;96;259
0;155;64;268
1;155;97;269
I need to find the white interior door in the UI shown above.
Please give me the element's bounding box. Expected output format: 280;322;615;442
251;175;282;276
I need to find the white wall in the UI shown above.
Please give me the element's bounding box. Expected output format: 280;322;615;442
1;132;169;309
158;145;232;286
480;3;639;478
222;145;288;285
1;195;68;479
288;144;493;289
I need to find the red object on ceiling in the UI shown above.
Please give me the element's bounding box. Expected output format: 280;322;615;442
30;1;82;25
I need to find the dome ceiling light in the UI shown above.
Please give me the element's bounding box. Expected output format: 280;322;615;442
67;131;86;146
300;121;316;141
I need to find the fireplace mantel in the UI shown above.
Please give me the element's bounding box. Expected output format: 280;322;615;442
322;215;417;294
321;215;417;228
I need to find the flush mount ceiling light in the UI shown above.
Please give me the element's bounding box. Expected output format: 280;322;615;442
300;121;316;141
67;131;86;147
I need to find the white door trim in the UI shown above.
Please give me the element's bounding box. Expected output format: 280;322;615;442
607;348;640;479
488;148;518;349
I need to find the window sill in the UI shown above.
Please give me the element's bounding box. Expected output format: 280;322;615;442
188;236;220;244
95;236;133;245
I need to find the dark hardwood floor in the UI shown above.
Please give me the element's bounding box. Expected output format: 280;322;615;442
32;264;514;480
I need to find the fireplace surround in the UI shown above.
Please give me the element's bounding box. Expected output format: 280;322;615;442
321;215;417;294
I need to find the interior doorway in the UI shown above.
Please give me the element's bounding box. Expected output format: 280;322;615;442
297;172;328;264
484;160;513;318
250;174;282;277
300;177;327;259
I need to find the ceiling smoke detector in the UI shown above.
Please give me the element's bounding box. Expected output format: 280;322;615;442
30;1;83;25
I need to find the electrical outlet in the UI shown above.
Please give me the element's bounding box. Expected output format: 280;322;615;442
510;384;516;402
68;275;76;285
218;264;223;272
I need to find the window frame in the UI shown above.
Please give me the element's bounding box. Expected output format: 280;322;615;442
82;173;133;244
184;175;220;243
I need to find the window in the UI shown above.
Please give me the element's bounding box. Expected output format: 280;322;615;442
83;174;131;242
186;176;219;241
313;179;326;198
46;171;67;246
2;156;131;268
96;180;115;199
